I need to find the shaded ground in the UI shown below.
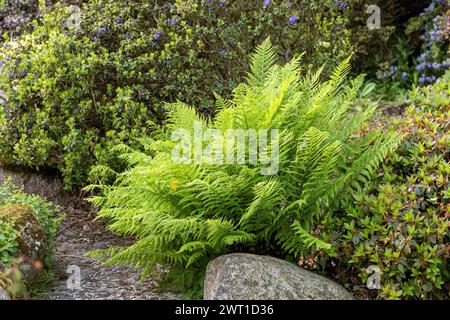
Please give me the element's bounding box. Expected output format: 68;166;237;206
37;199;179;300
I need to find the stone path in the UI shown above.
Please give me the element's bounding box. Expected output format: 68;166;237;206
37;202;179;300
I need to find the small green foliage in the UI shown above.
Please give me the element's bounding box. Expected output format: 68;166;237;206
333;75;450;300
411;70;450;108
0;220;18;265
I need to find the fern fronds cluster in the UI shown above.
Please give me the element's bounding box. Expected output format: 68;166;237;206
88;39;401;279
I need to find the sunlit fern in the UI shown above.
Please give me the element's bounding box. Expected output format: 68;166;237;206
87;38;402;278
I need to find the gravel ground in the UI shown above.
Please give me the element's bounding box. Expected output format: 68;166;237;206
37;203;180;300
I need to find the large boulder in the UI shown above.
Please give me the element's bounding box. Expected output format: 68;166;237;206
204;253;353;300
0;204;46;280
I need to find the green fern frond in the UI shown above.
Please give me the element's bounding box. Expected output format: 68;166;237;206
246;37;277;87
291;221;336;256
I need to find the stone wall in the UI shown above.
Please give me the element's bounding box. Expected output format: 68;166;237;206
0;166;66;204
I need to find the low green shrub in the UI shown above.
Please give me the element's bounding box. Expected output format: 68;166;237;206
88;39;400;297
329;76;450;300
410;70;450;108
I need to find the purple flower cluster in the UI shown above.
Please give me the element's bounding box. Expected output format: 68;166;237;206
202;0;225;8
378;65;402;81
0;16;25;29
166;17;180;25
421;15;447;45
415;0;450;85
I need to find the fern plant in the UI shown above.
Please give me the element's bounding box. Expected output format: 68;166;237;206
88;39;401;293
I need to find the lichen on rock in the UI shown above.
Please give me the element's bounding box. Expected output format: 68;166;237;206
0;204;47;280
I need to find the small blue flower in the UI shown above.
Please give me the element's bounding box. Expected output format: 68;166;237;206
264;0;270;6
154;32;162;40
289;16;299;24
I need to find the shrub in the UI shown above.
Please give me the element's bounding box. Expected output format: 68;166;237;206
331;75;450;300
409;0;450;86
410;70;450;108
0;0;401;188
0;0;48;40
88;39;401;297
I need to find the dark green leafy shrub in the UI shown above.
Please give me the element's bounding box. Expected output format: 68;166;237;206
332;77;450;299
88;40;400;296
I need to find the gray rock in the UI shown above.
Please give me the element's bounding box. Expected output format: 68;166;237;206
204;253;353;300
0;287;11;300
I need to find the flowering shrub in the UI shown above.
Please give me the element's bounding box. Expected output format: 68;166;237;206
378;1;450;87
0;1;430;189
412;0;450;85
0;0;45;40
0;0;359;188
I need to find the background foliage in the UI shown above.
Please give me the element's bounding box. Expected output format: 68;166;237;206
0;0;411;188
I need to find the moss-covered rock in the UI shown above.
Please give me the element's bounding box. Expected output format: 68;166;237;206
0;204;46;264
